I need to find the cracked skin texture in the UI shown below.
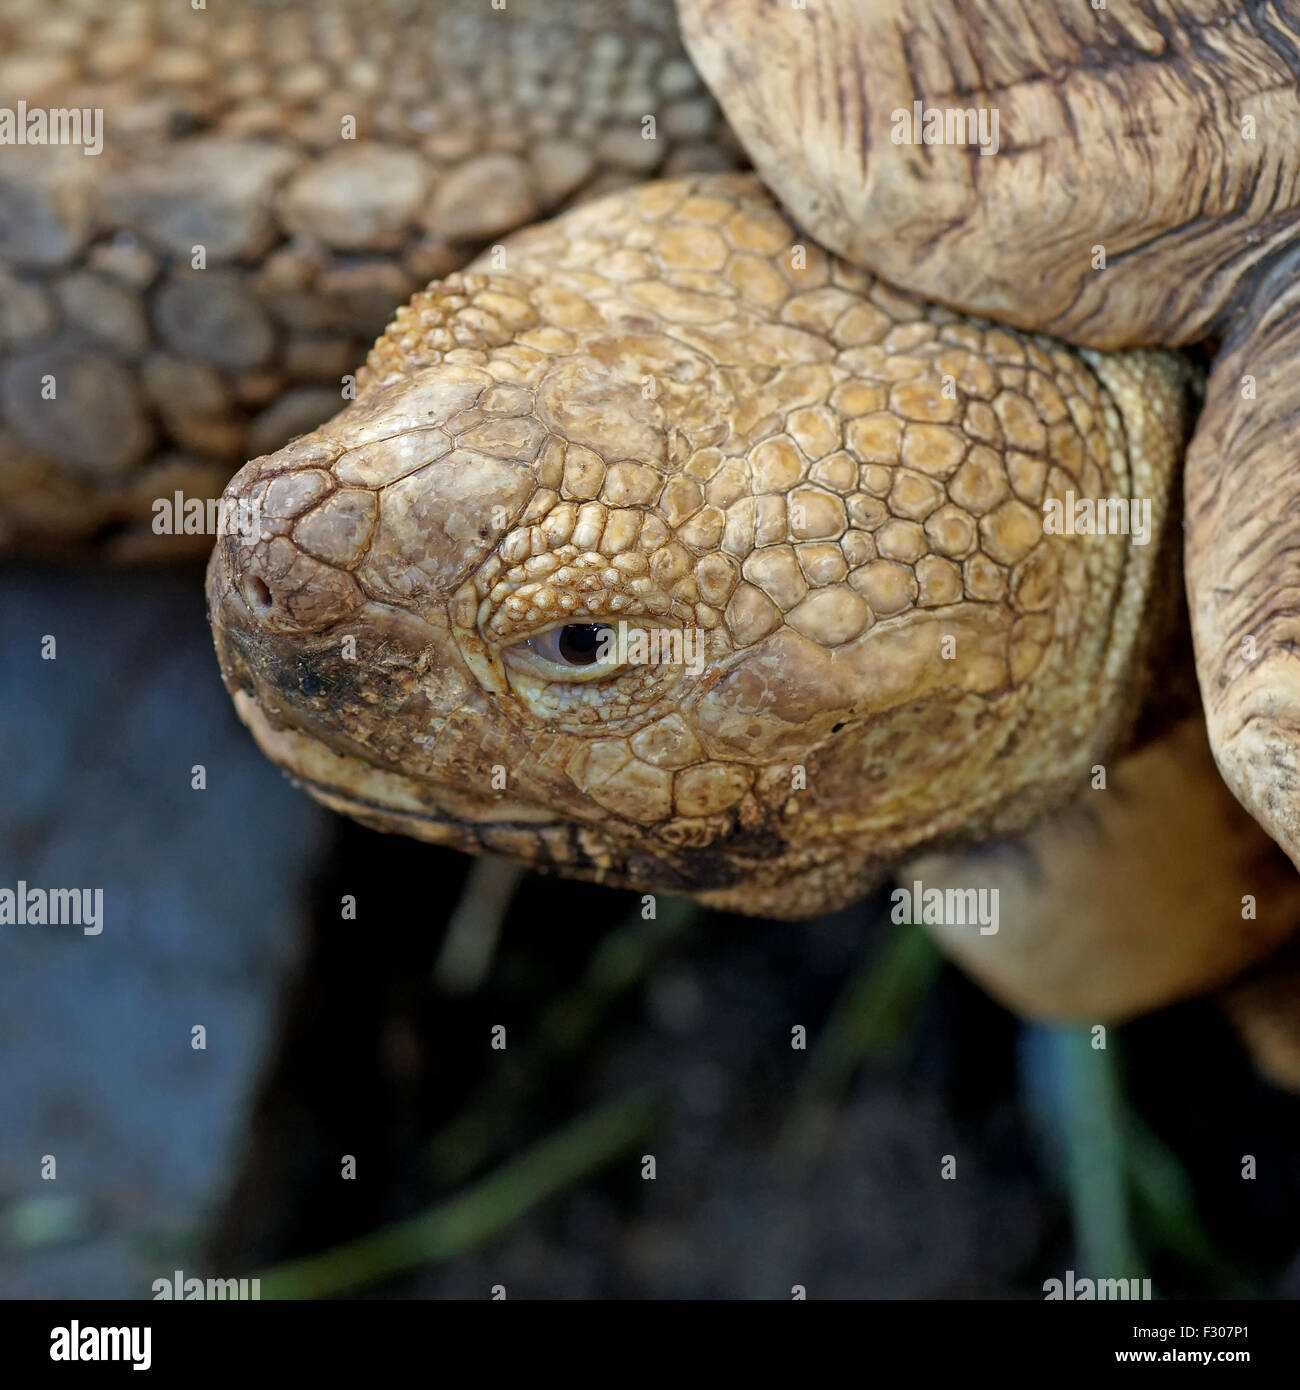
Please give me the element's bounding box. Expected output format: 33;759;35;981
208;173;1192;918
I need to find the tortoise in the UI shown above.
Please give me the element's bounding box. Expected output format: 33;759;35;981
7;1;1300;1043
202;0;1300;1040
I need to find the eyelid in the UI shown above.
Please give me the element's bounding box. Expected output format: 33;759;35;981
502;622;623;684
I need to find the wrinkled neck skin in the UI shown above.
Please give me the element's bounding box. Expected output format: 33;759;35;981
207;174;1191;918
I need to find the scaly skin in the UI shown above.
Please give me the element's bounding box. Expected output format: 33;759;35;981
208;174;1191;917
0;0;736;560
678;0;1300;907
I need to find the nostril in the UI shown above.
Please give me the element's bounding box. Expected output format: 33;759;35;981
246;576;274;613
225;535;363;635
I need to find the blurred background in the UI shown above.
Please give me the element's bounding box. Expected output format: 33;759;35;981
4;562;1300;1300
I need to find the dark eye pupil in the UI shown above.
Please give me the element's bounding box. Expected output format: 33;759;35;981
557;623;606;664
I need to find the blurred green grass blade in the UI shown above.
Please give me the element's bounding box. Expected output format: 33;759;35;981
1;1194;89;1250
539;894;700;1054
258;1089;661;1299
776;919;943;1170
1125;1111;1220;1273
1054;1027;1145;1281
429;895;697;1184
434;857;527;994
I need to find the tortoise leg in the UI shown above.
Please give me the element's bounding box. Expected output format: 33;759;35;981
906;718;1300;1021
1218;942;1300;1095
1184;258;1300;870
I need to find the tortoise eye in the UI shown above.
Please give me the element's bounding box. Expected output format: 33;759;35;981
525;623;615;667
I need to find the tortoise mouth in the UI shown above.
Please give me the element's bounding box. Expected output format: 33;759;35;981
224;692;810;896
289;773;560;834
229;691;562;831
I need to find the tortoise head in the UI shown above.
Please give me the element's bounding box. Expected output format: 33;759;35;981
208;178;1190;917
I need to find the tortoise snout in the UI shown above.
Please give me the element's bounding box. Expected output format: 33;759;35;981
210;523;364;640
209;447;370;639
